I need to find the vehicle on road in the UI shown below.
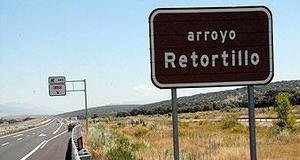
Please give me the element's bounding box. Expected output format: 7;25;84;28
67;117;78;132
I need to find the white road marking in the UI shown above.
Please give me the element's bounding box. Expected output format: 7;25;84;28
20;140;46;160
52;122;63;134
17;138;23;141
32;133;35;135
1;142;9;146
27;135;30;137
38;133;46;137
40;130;67;149
13;134;23;138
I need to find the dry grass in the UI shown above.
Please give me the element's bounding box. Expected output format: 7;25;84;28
0;117;49;137
84;106;300;160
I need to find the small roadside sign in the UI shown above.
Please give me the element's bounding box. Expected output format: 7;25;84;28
49;84;66;96
48;76;66;96
48;76;65;84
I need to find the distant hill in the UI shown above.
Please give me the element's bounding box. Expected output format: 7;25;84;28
0;102;56;118
58;80;300;118
131;80;300;115
57;105;140;118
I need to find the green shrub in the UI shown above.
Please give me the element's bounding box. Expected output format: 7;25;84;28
106;146;134;160
87;127;113;149
134;126;150;137
105;137;135;160
131;140;147;152
274;92;296;131
193;115;200;119
178;121;189;127
221;106;232;112
271;121;282;135
221;115;239;129
230;124;245;133
286;114;297;131
198;119;209;125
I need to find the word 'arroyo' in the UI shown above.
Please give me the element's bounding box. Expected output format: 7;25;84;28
164;50;260;69
187;30;236;43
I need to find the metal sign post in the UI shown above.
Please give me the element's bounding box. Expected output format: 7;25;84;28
48;76;89;134
66;79;89;135
84;79;88;134
171;88;179;160
248;85;257;160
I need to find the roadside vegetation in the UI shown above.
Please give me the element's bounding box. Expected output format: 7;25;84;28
0;116;35;125
0;116;48;137
84;103;300;160
60;80;300;119
274;93;297;131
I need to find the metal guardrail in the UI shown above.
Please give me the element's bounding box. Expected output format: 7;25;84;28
71;124;91;160
71;125;81;160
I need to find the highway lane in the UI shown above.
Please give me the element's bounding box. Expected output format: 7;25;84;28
28;131;71;160
0;118;70;160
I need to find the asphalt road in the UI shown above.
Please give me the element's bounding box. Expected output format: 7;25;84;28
0;118;71;160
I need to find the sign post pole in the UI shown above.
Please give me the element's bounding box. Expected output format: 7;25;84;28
171;88;179;160
84;79;89;135
248;85;257;160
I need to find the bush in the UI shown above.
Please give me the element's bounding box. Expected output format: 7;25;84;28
231;124;246;133
221;115;239;129
131;140;147;152
87;127;113;149
134;126;150;137
0;118;4;124
106;146;134;160
23;117;34;121
7;119;18;124
271;121;282;135
198;119;209;125
105;137;135;160
286;114;297;131
178;121;190;127
274;92;296;131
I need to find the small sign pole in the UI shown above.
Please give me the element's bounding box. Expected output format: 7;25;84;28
83;79;89;135
171;88;179;160
63;79;89;135
248;85;257;160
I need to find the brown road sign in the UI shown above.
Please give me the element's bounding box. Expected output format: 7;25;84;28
149;6;273;88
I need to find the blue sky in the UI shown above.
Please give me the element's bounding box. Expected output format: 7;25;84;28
0;1;299;115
